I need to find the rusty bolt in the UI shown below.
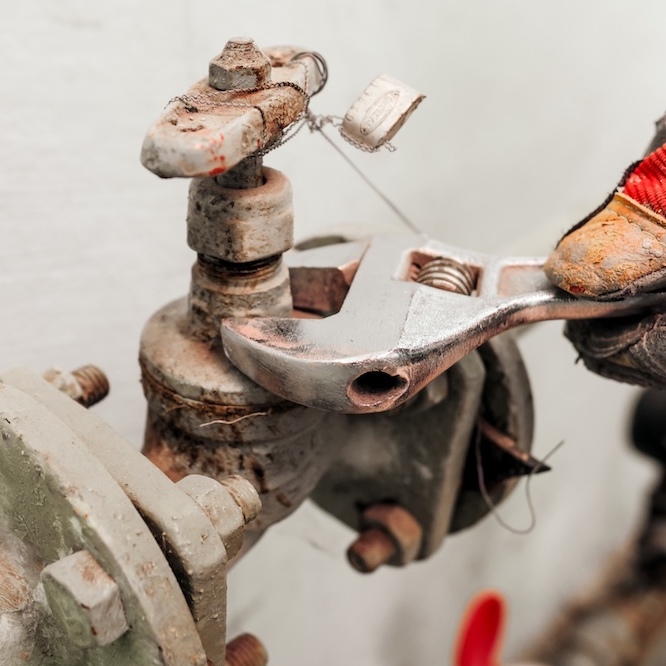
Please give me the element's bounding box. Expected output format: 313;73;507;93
347;527;396;574
224;633;268;666
43;364;110;408
209;37;272;92
177;474;261;559
347;503;423;574
41;550;129;648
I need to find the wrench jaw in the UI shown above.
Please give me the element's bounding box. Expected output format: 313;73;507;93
221;235;666;414
221;316;414;413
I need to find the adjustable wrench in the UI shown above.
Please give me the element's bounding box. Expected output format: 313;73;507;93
220;234;666;414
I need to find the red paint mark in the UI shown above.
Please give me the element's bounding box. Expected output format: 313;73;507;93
454;591;506;666
207;153;226;176
624;144;666;217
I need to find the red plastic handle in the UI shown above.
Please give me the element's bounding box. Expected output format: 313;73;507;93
454;591;506;666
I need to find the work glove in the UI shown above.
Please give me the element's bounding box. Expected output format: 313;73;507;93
544;113;666;389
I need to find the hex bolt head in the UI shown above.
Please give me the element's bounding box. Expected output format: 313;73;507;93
209;37;272;91
347;503;423;574
178;474;262;560
41;550;129;648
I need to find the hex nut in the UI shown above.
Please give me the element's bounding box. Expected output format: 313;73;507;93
41;550;128;648
209;37;272;92
177;474;261;560
187;168;294;263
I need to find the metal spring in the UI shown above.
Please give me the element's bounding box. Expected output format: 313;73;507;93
415;257;477;295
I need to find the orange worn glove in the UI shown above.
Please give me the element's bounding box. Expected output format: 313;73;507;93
545;144;666;300
544;118;666;389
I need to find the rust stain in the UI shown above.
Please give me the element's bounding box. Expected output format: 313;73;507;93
79;554;107;586
275;492;292;508
0;551;30;613
244;455;269;494
143;432;189;484
141;561;156;576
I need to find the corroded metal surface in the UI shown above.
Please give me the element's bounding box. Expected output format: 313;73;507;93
221;234;666;414
0;519;42;663
177;475;260;560
43;364;110;408
223;633;268;666
0;380;208;665
143;409;335;532
140;303;333;531
1;366;229;665
41;550;129;649
140;79;306;179
189;257;293;339
187;168;293;263
313;333;535;560
141;42;325;180
209;38;272;92
313;353;484;559
348;503;423;572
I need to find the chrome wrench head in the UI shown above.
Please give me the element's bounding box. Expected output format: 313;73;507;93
220;234;666;414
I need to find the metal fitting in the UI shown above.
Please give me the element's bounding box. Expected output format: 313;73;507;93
177;474;262;559
187;168;294;263
209;37;272;92
346;527;397;574
41;550;129;648
347;503;423;573
43;364;110;408
224;633;268;666
188;255;293;337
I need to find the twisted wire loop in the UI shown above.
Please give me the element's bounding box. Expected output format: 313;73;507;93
167;52;330;157
338;129;397;153
170;51;418;230
416;257;477;295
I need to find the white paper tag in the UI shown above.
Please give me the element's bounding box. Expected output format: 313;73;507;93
341;74;425;150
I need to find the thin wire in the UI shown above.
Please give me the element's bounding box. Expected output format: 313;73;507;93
475;429;565;535
200;411;270;427
307;113;422;234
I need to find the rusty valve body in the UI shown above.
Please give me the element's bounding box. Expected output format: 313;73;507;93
139;37;335;537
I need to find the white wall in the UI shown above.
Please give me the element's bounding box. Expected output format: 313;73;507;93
1;1;664;663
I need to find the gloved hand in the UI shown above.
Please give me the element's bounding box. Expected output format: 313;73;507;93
544;113;666;389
